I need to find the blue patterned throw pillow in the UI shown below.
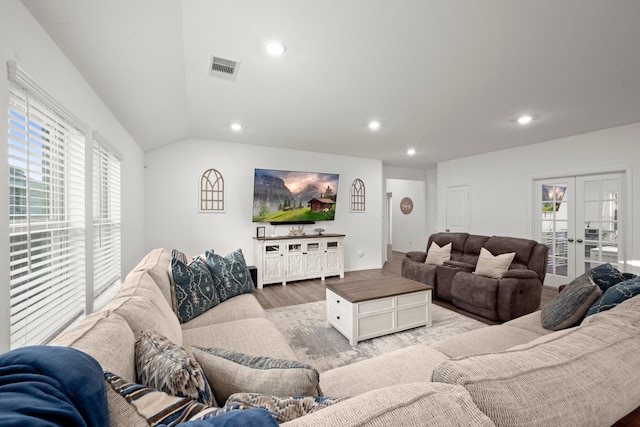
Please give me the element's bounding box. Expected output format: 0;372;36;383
204;249;254;302
171;254;221;323
216;393;344;424
541;273;601;330
105;372;217;426
587;263;628;293
585;276;640;317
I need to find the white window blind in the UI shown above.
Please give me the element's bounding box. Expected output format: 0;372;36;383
8;66;87;349
92;132;121;295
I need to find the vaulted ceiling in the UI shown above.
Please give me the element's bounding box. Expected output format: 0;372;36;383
21;0;640;168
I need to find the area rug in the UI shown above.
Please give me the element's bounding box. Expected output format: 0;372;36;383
265;300;487;372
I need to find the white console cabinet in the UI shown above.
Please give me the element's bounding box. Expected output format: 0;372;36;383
253;234;345;288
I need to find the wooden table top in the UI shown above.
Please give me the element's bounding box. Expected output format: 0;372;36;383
326;276;433;303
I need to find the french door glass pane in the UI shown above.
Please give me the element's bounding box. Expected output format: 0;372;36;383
582;178;619;272
541;183;569;277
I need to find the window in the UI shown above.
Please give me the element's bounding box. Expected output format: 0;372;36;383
93;132;121;296
8;67;87;349
350;178;366;211
5;62;123;351
200;168;224;211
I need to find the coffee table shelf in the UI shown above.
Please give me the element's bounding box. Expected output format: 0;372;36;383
326;277;433;346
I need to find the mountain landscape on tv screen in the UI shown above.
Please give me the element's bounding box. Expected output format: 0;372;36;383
252;169;339;223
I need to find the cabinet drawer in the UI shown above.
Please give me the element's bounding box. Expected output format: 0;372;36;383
397;291;428;307
327;303;351;335
397;305;428;329
358;297;393;315
358;312;394;338
326;290;353;315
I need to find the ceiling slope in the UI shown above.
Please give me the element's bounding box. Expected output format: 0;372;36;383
21;0;640;168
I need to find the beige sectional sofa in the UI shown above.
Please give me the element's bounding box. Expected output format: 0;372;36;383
51;248;640;426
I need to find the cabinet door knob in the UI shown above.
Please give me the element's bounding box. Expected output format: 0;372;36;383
336;300;340;304
336;316;340;320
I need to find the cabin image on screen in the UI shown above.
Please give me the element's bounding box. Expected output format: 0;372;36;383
308;198;336;213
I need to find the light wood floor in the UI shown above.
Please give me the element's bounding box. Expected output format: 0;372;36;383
253;247;558;325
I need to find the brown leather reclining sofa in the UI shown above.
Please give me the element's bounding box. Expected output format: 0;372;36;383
401;232;549;322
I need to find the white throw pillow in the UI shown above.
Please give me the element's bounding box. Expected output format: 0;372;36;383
474;247;515;278
425;242;452;266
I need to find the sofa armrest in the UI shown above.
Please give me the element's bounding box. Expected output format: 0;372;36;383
405;251;427;263
443;260;475;272
501;269;538;280
496;276;543;321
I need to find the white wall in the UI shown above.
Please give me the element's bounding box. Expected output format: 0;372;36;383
425;168;438;236
144;138;384;271
383;166;438;252
386;179;427;252
0;2;146;351
437;122;640;274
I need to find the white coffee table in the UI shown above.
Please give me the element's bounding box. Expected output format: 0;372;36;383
326;277;433;346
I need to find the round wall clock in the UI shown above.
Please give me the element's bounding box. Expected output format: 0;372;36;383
400;197;413;214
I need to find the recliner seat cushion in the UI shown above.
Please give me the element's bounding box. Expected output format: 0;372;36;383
451;273;499;320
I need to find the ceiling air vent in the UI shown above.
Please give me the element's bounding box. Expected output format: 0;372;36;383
209;56;240;81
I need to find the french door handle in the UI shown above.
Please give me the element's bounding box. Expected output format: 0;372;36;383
576;239;583;243
567;238;574;243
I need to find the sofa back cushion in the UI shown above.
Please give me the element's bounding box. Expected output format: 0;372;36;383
49;310;149;427
459;235;490;265
527;242;549;280
280;382;495;427
484;236;535;266
432;315;640;426
50;310;136;382
107;270;183;345
133;248;174;308
428;233;469;262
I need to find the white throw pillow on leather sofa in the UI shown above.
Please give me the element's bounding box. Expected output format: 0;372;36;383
474;248;515;279
425;242;452;266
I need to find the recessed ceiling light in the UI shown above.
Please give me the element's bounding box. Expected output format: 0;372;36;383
265;41;287;56
407;148;416;156
368;120;381;131
230;123;242;131
517;115;533;125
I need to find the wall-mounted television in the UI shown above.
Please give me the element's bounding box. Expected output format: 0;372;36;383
252;168;339;224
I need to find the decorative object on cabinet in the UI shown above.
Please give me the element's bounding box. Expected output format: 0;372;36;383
289;226;305;236
256;226;265;239
200;168;224;212
400;197;413;214
350;178;366;212
253;234;345;288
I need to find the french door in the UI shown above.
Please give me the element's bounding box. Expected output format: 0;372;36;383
534;173;624;287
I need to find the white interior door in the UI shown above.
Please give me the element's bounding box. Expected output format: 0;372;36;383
577;174;623;274
446;185;469;232
535;178;575;287
534;173;623;287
